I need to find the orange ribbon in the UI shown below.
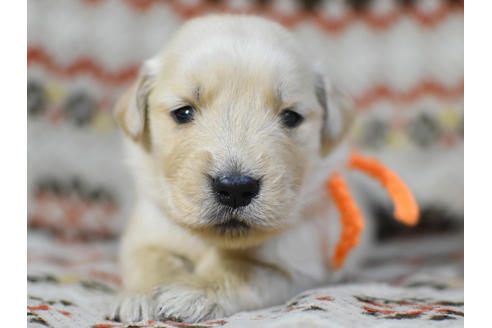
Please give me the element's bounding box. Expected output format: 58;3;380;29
327;152;419;269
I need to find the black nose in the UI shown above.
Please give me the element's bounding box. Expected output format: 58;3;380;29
212;175;260;208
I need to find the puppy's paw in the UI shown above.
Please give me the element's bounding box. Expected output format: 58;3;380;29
153;284;225;323
108;294;153;323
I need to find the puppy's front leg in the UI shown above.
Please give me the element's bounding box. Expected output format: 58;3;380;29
109;244;194;323
153;249;295;323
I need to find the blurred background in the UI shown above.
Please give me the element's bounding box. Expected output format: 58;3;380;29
26;1;464;326
27;0;463;242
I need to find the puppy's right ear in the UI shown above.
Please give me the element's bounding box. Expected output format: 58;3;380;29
114;59;159;141
314;72;354;157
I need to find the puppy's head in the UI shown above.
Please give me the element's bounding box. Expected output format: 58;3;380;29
116;15;352;248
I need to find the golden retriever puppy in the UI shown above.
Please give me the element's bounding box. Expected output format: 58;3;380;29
110;14;354;323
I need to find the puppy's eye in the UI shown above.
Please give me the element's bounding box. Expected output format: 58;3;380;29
280;109;304;128
171;105;196;124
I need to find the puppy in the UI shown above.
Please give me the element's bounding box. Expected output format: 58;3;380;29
110;14;355;323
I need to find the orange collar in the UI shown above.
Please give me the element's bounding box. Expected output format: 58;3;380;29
326;152;419;269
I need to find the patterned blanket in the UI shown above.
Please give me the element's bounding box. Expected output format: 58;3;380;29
27;231;463;327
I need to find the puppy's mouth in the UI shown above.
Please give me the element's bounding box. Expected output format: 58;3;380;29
212;218;250;234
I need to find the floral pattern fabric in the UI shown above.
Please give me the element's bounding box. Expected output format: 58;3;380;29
28;231;463;327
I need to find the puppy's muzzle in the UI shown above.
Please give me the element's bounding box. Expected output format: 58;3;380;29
211;174;260;209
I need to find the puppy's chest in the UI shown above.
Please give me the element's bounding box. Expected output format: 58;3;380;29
254;208;341;282
130;200;209;259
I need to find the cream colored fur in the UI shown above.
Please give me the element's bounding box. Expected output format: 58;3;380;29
110;15;356;323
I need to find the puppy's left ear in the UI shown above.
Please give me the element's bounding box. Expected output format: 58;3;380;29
114;59;159;142
314;73;354;157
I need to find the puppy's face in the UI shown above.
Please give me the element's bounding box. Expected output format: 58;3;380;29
116;16;351;248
